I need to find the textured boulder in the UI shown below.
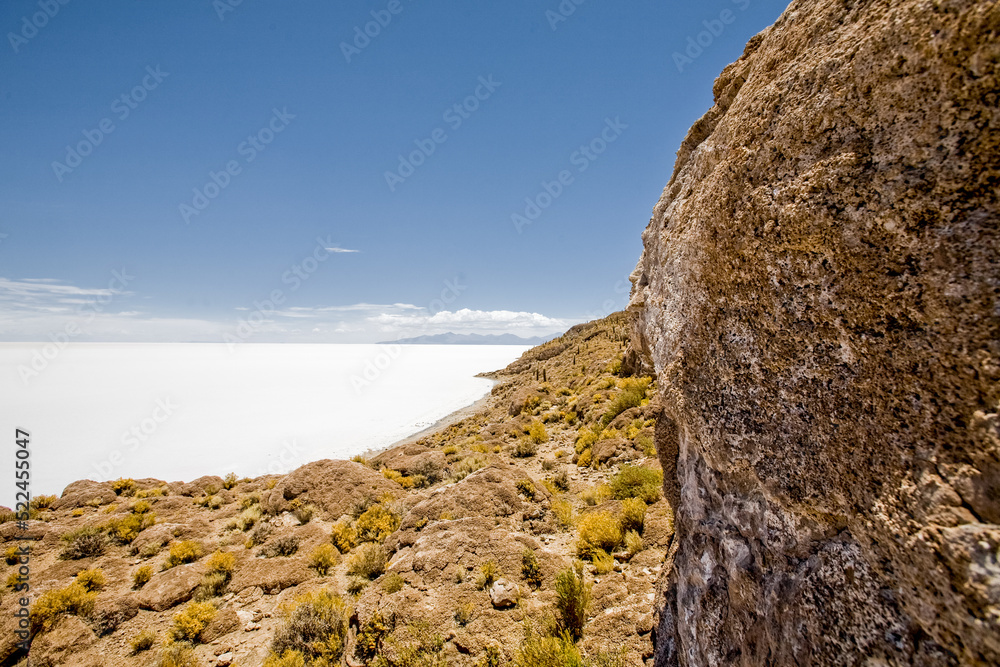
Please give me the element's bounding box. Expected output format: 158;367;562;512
263;459;401;517
136;562;203;611
488;578;519;609
370;443;448;482
51;480;117;510
629;1;1000;665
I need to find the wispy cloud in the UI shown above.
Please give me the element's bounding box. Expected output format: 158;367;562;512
323;246;359;253
0;277;570;343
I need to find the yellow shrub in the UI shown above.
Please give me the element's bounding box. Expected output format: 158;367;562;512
265;650;306;667
575;430;598;454
576;512;622;559
133;565;153;589
309;543;338;575
164;540;203;569
170;601;217;642
105;511;156;544
552;499;575;530
528;420;548;444
620;498;647;534
330;519;356;553
592;549;614;574
355;504;400;544
111;478;137;496
131;500;152;514
347;543;387;579
75;568;105;592
577;449;593;468
206;550;235;575
580;483;612;506
625;530;644;558
30;582;96;632
130;628;157;653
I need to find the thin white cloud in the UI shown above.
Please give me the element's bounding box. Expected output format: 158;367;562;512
0;277;570;343
324;246;359;253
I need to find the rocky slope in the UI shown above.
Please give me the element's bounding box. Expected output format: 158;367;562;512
3;313;674;666
629;0;999;665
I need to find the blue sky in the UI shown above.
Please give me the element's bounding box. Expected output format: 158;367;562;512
0;0;790;343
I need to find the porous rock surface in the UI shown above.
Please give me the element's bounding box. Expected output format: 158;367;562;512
629;1;999;665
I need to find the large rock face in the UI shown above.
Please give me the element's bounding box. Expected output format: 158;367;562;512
629;1;999;665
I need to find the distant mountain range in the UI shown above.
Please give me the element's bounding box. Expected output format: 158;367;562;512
379;332;557;346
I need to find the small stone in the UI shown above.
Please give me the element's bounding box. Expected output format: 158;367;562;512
217;653;234;666
244;621;260;632
489;578;520;609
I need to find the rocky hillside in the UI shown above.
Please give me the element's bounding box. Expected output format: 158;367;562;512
3;313;674;666
629;0;999;665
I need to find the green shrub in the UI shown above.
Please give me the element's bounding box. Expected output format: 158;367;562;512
75;567;106;592
158;642;200;667
130;629;157;654
477;559;498;590
355;503;400;544
522;548;542;589
454;601;474;626
164;540;203;569
246;522;274;548
452;455;487;481
516;479;536;499
609;465;662;503
133;565;153;589
30;494;57;510
599;377;651;427
270;589;350;665
555;562;590;641
309;544;338;575
60;526;106;559
381;572;405;593
347;543;387;579
550;470;570;492
30;582;97;632
170;601;217;642
260;536;300;558
330;519;356;553
240;492;261;510
577;512;622;559
514;628;586;667
479;645;503;667
355;611;393;662
514;438;538;458
293;503;315;525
